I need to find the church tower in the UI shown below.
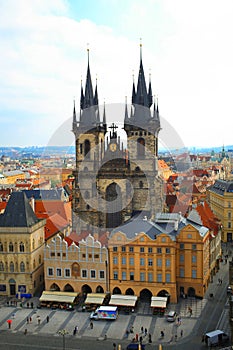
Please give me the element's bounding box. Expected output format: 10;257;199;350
72;49;107;232
124;44;164;218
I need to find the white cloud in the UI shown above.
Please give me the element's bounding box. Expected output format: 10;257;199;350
0;0;233;148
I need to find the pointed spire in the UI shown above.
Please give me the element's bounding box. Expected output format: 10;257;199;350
72;99;77;132
103;100;107;131
124;96;129;122
80;77;84;110
83;45;94;109
148;70;153;107
135;40;149;107
94;76;99;106
132;71;136;105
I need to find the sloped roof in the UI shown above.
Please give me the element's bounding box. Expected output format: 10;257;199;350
0;191;40;227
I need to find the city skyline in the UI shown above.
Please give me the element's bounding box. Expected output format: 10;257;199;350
1;0;233;149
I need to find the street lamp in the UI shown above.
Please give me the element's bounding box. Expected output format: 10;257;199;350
58;329;69;350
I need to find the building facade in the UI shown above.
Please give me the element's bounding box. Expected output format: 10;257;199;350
44;234;108;294
0;192;46;297
208;180;233;242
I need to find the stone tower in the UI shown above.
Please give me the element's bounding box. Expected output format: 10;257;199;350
72;47;164;233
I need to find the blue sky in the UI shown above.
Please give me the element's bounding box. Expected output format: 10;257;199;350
0;0;233;149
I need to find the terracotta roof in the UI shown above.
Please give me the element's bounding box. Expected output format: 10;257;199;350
44;213;69;240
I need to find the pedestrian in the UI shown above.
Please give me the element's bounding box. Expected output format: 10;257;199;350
31;302;34;309
75;325;78;333
139;336;143;344
175;334;177;342
104;334;107;340
90;321;93;329
126;329;129;337
29;316;32;323
26;317;29;324
24;328;27;335
37;317;41;325
180;329;183;337
160;330;164;338
148;333;152;343
113;343;116;350
27;302;29;308
135;333;139;342
141;326;144;333
46;315;49;323
144;328;147;336
73;327;76;336
130;326;134;333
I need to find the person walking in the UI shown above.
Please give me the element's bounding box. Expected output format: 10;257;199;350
90;321;93;329
180;329;183;337
46;315;49;323
148;333;152;343
141;326;144;333
144;328;147;336
24;328;27;335
26;317;29;324
73;327;77;336
37;316;41;325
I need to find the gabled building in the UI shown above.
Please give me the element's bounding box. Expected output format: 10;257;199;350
0;192;46;296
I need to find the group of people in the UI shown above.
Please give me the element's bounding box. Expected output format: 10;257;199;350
129;325;152;344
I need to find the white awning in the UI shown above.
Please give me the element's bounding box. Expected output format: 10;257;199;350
150;296;167;308
85;293;107;305
109;295;138;307
39;291;78;303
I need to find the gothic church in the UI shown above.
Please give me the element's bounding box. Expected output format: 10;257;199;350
72;47;164;233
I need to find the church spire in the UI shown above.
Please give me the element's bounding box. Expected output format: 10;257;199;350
83;47;95;109
124;96;129;122
94;76;99;107
148;70;153;107
72;99;77;132
134;40;149;107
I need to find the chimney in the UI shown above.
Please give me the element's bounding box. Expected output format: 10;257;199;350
30;196;35;212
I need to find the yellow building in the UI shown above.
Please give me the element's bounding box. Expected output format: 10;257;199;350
44;234;108;294
108;213;216;303
1;170;25;185
208;180;233;242
0;192;46;297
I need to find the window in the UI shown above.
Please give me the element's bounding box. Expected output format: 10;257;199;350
228;222;232;229
180;268;184;278
20;262;25;272
129;257;134;265
180;243;184;250
157;248;162;254
139;181;143;188
19;242;24;252
192;255;197;263
0;262;4;271
157;273;162;282
113;246;118;252
140;272;145;281
0;242;3;252
64;269;70;277
166;248;170;254
129;246;134;252
228;212;231;219
48;268;53;276
157;258;162;267
84;139;91;159
94;254;99;259
9;242;14;252
113;257;118;265
140;247;144;253
39;255;42;264
166;259;170;267
99;270;105;279
228;202;231;208
187;234;192;239
192;269;197;278
140;258;145;266
180;255;184;263
162;237;166;242
148;247;153;253
122;257;126;265
10;261;14;272
130;272;134;280
56;268;62;277
137;138;145;158
192;244;197;250
148;272;153;282
113;271;118;280
166;273;171;282
122;271;127;280
82;270;87;278
121;246;126;252
32;239;35;249
148;258;153;266
91;270;96;278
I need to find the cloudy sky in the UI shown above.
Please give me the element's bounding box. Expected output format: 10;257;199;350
0;0;233;150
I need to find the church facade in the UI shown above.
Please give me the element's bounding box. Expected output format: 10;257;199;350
72;48;164;234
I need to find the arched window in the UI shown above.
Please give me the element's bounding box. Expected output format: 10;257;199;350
19;242;24;252
33;259;36;269
32;239;35;250
84;139;91;159
137;138;145;158
9;242;14;252
10;261;14;272
139;181;144;188
0;261;4;271
20;262;25;272
39;255;42;264
0;242;3;252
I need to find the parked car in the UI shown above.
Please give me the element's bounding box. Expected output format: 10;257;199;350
167;310;177;322
227;286;232;295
